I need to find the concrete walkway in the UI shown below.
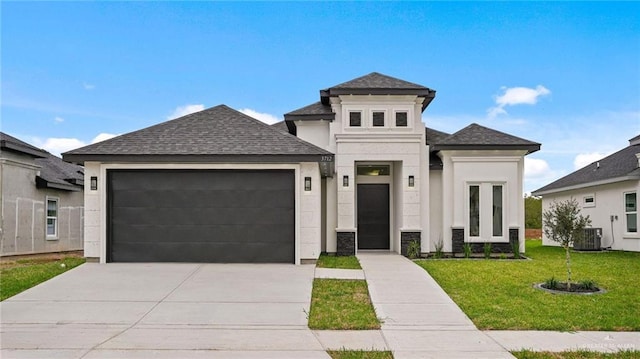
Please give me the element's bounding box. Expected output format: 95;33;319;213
357;251;515;358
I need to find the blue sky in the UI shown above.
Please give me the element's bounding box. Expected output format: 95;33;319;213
2;2;639;194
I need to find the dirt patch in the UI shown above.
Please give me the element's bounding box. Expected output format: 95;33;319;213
525;228;542;239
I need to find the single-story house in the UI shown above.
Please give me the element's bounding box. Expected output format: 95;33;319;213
1;132;84;256
63;72;540;264
532;135;640;252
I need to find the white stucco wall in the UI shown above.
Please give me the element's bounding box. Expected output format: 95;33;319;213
540;180;640;252
440;150;526;251
295;121;331;150
82;162;322;264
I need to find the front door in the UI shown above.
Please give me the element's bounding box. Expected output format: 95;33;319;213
357;184;390;249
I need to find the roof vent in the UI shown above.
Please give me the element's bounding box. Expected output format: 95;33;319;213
636;153;640;168
596;161;600;169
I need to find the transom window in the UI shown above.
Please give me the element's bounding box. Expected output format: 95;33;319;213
625;192;637;233
372;111;385;127
349;112;362;127
468;183;504;239
46;197;58;239
357;165;390;176
395;112;408;127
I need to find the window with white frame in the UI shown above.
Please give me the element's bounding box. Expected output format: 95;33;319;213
468;183;505;240
583;194;595;208
625;192;637;233
349;111;362;127
46;197;59;239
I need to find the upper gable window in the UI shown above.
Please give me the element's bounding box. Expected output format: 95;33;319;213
372;111;385;127
349;112;362;127
395;112;408;127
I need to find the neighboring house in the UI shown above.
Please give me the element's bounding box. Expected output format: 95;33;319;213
532;135;640;252
0;132;84;256
63;72;540;264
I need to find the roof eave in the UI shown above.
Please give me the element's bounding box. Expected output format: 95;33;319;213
532;175;640;196
434;144;541;154
62;153;334;165
36;176;82;192
1;141;48;158
284;113;335;122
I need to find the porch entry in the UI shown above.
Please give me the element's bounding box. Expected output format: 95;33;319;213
357;184;390;249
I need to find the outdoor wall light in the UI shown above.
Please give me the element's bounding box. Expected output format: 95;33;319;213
304;177;312;191
90;176;98;191
343;175;349;187
408;175;415;187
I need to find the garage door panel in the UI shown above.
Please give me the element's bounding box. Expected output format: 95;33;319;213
108;169;295;263
113;189;294;209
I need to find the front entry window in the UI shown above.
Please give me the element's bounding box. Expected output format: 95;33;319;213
468;183;505;240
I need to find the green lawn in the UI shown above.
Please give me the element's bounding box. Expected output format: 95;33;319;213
415;240;640;331
512;350;640;359
328;350;394;359
0;256;85;301
308;278;380;330
317;254;362;269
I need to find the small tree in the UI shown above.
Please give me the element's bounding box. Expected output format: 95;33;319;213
542;198;591;290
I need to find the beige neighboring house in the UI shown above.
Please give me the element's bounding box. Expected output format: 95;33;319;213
0;132;84;256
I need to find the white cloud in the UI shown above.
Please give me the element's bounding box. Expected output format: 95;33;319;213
36;138;86;156
524;158;552;179
32;132;119;157
488;85;551;118
573;152;609;170
91;133;118;144
83;83;95;90
239;108;282;125
54;116;65;123
168;104;205;120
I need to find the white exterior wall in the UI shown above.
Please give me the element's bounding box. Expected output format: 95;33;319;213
295;121;331;150
83;162;322;264
440;150;526;251
540;180;640;252
326;94;428;253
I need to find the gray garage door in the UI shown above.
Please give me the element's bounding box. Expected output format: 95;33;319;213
107;169;294;263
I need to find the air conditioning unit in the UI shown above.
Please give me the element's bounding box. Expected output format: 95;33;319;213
574;228;602;251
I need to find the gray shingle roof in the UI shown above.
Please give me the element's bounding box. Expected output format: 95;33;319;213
270;120;290;134
36;154;84;191
285;101;334;117
0;132;48;158
533;142;640;195
426;127;451;147
433;123;540;154
329;72;430;90
63;105;333;164
319;72;436;110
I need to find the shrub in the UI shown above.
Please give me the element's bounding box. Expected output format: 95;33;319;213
544;276;559;290
483;242;492;259
579;279;598;291
406;240;421;259
463;243;472;258
434;237;444;259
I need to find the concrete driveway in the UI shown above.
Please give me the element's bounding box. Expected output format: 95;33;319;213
1;263;331;359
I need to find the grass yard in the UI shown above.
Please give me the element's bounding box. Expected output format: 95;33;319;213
0;255;85;301
317;254;362;269
415;240;640;331
308;278;380;330
328;350;394;359
512;350;640;359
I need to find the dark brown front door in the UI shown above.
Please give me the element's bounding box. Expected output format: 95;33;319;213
357;184;390;249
